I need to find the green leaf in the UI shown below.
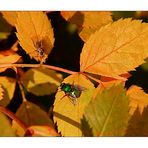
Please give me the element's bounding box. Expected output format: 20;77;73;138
0;77;16;106
84;84;129;136
21;67;63;96
125;107;148;136
0;112;16;136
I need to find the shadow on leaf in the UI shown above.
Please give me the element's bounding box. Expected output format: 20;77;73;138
125;107;148;136
81;116;93;137
53;111;81;129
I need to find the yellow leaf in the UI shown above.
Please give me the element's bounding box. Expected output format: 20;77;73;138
0;84;4;101
0;52;21;73
2;11;18;26
84;84;129;136
16;11;54;63
0;77;16;106
12;121;25;137
20;67;63;96
61;11;112;41
127;85;148;115
53;74;95;136
80;19;148;80
0;112;16;136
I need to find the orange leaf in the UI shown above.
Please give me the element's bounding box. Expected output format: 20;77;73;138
80;18;148;80
0;52;21;73
16;11;54;63
2;11;18;26
127;85;148;115
61;11;112;41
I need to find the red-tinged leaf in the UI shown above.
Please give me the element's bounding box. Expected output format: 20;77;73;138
84;84;129;136
25;125;59;137
80;19;148;80
127;85;148;115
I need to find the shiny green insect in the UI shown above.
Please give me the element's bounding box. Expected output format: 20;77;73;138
59;83;86;105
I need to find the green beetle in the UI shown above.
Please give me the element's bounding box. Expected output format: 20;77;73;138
59;83;86;105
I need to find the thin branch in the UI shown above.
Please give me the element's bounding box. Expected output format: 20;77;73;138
0;63;77;75
0;105;27;130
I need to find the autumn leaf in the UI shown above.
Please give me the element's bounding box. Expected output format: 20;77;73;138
0;77;16;106
0;84;4;101
0;52;21;73
127;85;148;115
25;125;59;137
125;107;148;136
16;11;54;63
12;101;54;136
20;67;63;96
53;74;95;136
0;112;16;136
2;11;18;26
61;11;112;42
80;18;148;80
84;84;129;136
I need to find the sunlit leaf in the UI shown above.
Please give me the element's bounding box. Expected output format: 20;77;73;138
127;85;148;115
2;11;18;26
0;52;21;73
53;74;95;136
0;77;16;106
80;19;148;80
84;84;129;136
20;67;63;96
0;112;16;136
25;125;59;137
61;11;112;42
16;11;54;63
125;107;148;136
0;84;4;101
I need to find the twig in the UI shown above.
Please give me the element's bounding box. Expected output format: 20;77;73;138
0;63;77;75
0;105;27;130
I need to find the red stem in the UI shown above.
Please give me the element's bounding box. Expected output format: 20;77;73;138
0;105;27;130
0;63;77;75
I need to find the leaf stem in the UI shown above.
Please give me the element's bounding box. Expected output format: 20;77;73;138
0;63;77;75
0;105;27;130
